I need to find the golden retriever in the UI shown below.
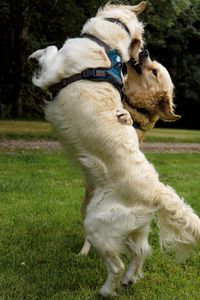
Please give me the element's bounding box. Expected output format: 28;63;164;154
30;2;200;297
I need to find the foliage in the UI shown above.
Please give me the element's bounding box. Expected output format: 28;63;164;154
0;0;200;128
142;0;200;128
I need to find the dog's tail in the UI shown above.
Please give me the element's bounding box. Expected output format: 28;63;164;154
29;46;58;88
156;184;200;261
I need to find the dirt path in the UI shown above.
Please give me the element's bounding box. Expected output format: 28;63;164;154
0;139;200;153
142;142;200;153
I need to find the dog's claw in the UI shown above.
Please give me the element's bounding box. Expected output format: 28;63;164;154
116;109;133;125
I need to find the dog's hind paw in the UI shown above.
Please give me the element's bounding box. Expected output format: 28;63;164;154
121;275;134;287
100;286;117;298
121;272;143;286
116;109;133;126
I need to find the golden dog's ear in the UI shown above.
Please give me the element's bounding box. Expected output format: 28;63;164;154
131;1;146;15
156;92;181;122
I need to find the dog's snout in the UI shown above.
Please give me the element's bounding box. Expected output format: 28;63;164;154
139;49;149;60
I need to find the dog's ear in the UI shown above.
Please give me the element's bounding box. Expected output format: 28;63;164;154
131;1;146;15
130;38;142;60
29;49;44;62
28;46;58;65
156;91;181;122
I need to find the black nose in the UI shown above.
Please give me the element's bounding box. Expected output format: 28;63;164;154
139;49;149;60
144;49;149;57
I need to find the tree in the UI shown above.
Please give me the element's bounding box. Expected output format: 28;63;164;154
0;0;200;128
0;0;86;118
141;0;200;128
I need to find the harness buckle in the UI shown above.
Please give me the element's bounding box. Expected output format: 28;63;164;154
82;69;107;79
82;69;96;79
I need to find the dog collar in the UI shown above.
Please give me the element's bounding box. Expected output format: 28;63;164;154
49;35;124;98
104;18;131;36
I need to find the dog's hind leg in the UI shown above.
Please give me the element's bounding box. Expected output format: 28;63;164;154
121;225;151;286
100;253;125;297
85;219;125;296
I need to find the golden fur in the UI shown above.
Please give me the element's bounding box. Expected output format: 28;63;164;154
124;54;181;141
30;2;200;297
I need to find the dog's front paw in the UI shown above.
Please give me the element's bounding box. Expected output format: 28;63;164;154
116;109;133;126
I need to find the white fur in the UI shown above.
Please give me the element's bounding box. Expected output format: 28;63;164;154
30;2;200;297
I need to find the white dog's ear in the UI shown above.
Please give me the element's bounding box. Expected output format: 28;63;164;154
130;1;147;15
156;92;181;122
103;1;146;15
29;49;46;62
28;46;58;65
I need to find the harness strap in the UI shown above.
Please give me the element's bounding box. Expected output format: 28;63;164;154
49;69;109;98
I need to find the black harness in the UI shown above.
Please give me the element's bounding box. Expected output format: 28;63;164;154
49;18;131;98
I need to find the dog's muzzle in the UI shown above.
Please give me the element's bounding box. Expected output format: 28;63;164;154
131;49;149;75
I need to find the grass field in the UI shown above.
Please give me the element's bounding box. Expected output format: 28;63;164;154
0;120;55;140
1;148;200;300
0;120;200;143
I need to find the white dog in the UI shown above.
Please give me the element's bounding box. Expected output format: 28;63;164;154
30;2;200;297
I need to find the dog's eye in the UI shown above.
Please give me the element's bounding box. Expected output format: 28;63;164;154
152;69;157;77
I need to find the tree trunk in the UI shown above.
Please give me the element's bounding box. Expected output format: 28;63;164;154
11;1;30;117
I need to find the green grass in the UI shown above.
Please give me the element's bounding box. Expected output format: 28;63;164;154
0;149;200;299
0;120;55;140
145;128;200;143
0;120;200;143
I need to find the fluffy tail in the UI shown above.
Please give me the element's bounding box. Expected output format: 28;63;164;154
156;184;200;261
29;46;58;88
